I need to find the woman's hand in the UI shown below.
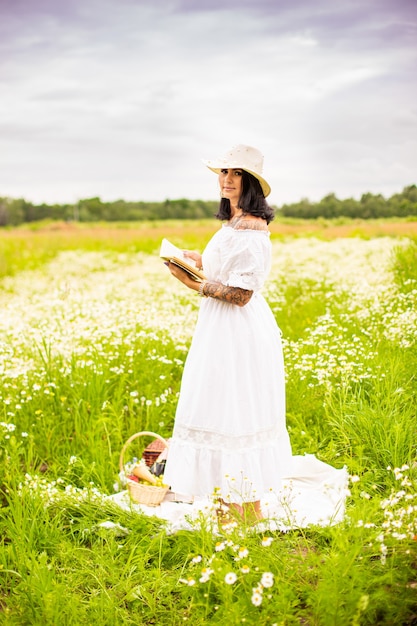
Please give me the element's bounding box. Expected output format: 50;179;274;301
164;262;201;293
183;250;203;270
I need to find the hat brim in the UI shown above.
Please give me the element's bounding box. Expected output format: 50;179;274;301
202;160;271;198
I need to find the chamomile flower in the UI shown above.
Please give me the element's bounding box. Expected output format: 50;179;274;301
179;577;196;586
234;547;249;561
261;536;273;547
199;568;214;583
224;572;237;585
191;555;202;564
251;591;263;606
261;572;274;588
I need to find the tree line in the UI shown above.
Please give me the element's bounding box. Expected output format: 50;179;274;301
280;185;417;220
0;185;416;226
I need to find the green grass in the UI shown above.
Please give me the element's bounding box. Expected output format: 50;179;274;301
391;238;417;292
0;224;416;624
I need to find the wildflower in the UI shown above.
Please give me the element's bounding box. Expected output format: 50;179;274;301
251;591;263;606
215;541;226;552
199;567;214;583
0;422;15;432
179;577;196;586
261;572;274;588
261;536;273;547
97;521;129;536
224;572;237;585
191;555;202;564
234;547;249;561
240;565;250;574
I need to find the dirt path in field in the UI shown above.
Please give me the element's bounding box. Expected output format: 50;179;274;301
2;219;417;245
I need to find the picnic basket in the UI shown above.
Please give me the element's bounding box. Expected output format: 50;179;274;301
119;431;169;506
143;437;167;467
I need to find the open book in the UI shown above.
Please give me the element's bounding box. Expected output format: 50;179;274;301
160;238;206;282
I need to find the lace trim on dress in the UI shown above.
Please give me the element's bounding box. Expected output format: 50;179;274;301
226;271;261;290
172;423;281;451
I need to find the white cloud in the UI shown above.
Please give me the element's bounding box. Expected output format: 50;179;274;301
0;0;416;206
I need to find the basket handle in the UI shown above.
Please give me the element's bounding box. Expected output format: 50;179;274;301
119;430;169;473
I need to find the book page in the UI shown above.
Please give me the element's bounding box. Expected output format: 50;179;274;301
160;238;187;263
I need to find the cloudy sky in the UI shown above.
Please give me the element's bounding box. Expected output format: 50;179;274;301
1;0;416;207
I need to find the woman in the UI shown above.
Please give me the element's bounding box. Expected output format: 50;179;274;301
163;144;293;523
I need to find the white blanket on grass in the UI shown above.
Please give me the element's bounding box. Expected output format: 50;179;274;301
107;455;349;534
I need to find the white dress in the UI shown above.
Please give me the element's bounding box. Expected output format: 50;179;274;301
109;223;348;530
164;224;294;504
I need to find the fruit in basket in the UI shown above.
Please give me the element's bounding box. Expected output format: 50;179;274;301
132;462;157;485
153;476;168;488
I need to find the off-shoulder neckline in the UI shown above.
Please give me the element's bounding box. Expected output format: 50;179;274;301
223;215;270;233
222;223;270;235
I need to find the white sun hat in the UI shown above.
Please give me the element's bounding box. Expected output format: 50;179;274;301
202;144;271;197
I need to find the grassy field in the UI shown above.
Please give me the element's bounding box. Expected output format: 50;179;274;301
0;219;416;624
1;216;417;279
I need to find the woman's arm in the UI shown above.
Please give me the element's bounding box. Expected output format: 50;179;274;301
200;280;252;306
165;262;253;307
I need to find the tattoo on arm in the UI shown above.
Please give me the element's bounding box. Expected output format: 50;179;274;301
202;281;253;306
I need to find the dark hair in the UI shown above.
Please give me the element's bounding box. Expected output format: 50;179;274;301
215;170;275;224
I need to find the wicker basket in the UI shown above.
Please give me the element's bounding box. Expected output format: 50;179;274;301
119;431;169;506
